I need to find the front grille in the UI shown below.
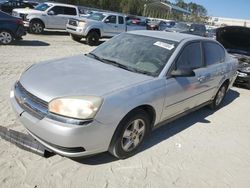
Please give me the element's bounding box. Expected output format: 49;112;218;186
68;19;78;26
19;13;26;21
15;82;48;120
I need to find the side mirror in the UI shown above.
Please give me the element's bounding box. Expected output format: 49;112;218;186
104;19;110;23
48;10;55;16
190;28;194;32
171;69;195;77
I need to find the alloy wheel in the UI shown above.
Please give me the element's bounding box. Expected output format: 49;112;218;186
121;119;146;152
215;86;226;106
0;31;12;44
31;23;43;34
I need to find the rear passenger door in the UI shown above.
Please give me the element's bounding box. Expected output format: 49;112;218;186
161;42;213;120
116;16;126;33
202;41;226;95
59;7;78;29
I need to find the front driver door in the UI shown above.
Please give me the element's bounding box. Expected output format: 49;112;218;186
103;15;118;37
161;41;210;121
47;6;65;29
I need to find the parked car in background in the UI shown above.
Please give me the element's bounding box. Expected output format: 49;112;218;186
0;0;37;14
165;22;190;33
0;10;26;44
67;12;145;46
12;2;83;34
165;23;206;37
11;31;238;159
217;26;250;89
147;20;175;31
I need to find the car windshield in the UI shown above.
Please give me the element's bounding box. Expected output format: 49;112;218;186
87;13;106;21
34;3;51;11
88;33;178;77
173;23;189;30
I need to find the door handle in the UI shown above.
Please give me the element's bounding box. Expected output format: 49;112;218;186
197;75;206;82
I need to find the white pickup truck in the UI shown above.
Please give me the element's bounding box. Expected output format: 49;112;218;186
66;12;146;46
12;2;83;34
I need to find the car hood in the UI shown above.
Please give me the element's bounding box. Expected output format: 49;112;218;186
19;55;152;102
216;26;250;56
12;8;43;14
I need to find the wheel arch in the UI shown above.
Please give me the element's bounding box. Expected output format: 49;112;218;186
108;104;156;150
30;18;45;28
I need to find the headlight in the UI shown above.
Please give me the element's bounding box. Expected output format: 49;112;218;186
48;96;103;120
78;21;86;27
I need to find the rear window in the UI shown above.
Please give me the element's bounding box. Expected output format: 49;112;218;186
203;42;225;66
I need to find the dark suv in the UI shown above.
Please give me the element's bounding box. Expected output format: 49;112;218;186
0;0;37;14
0;10;26;44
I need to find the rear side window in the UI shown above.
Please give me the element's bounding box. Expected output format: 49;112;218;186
118;16;124;24
50;6;64;15
176;42;203;70
203;42;225;66
64;7;77;15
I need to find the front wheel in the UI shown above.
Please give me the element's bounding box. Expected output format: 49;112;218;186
71;34;82;42
210;83;227;109
0;30;13;45
29;21;44;34
86;31;100;46
109;109;150;159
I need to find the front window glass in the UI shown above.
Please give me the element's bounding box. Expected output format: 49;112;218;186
34;3;51;11
87;13;105;21
176;42;202;70
89;33;178;76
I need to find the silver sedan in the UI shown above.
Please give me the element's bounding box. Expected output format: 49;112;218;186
10;31;238;159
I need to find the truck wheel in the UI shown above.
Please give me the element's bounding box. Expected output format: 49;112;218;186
0;30;13;45
86;31;100;46
108;109;150;159
71;34;82;42
30;20;44;34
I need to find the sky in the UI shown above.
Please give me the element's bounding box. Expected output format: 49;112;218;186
175;0;250;20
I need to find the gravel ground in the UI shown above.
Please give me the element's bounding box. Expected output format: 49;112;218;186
0;33;250;188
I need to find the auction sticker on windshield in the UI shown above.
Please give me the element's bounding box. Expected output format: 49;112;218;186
154;41;175;50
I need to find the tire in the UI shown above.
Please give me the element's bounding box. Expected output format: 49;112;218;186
86;31;100;46
109;109;150;159
29;20;44;34
209;83;228;110
0;30;13;45
71;34;82;42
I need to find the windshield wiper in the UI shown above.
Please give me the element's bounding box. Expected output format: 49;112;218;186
87;53;104;62
102;58;153;76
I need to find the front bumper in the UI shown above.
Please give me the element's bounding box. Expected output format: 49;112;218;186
234;75;250;88
10;87;116;157
16;25;26;38
66;24;87;37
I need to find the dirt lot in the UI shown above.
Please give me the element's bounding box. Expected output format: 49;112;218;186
0;33;250;188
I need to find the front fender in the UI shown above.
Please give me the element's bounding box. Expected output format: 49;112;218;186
84;25;103;37
95;78;166;129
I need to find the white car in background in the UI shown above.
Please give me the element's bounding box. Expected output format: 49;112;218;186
12;2;83;34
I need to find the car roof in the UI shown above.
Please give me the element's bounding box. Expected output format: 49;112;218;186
44;2;77;8
128;30;204;42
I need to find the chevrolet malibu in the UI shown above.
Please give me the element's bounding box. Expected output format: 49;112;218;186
10;31;238;159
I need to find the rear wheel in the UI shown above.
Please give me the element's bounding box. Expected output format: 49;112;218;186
109;109;150;159
0;30;13;45
71;34;82;42
210;83;227;109
86;31;100;46
30;21;44;34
